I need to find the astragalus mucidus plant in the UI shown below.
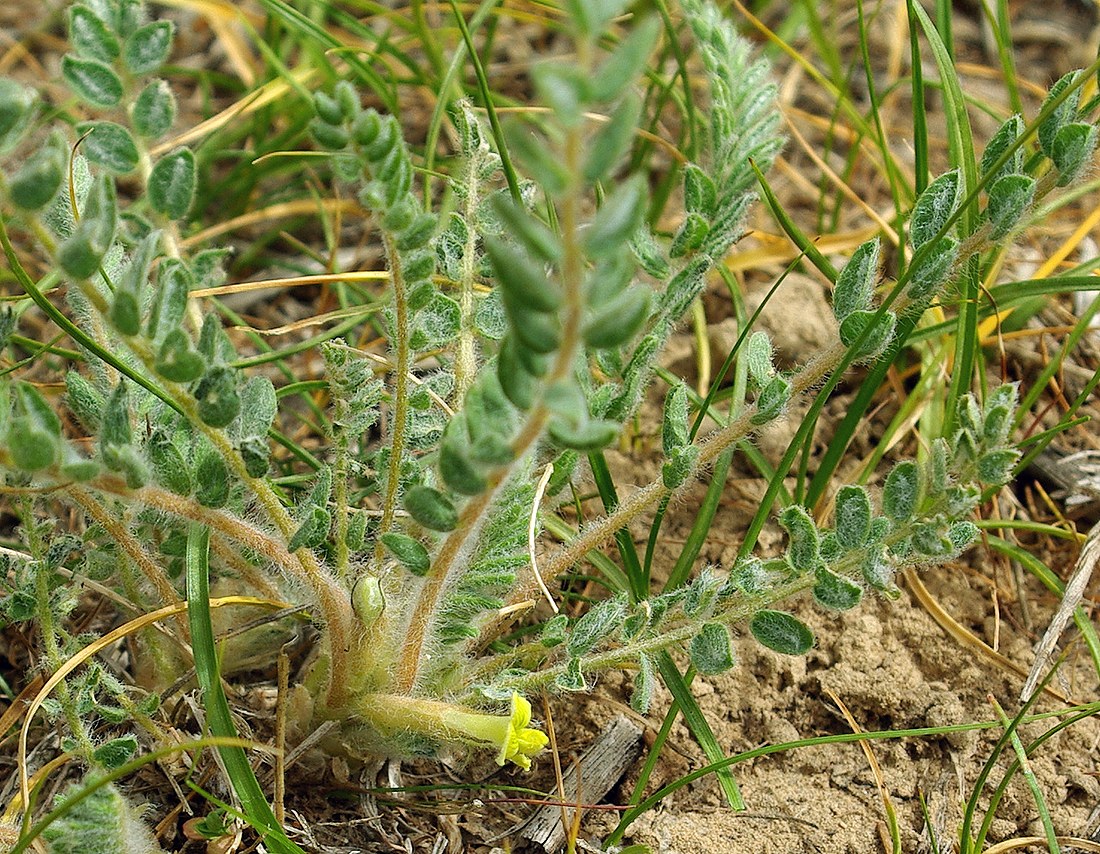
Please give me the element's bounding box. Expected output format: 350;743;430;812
0;0;1096;847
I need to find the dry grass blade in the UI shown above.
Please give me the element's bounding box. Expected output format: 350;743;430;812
1022;519;1100;701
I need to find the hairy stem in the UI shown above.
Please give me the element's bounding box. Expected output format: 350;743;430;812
370;233;413;576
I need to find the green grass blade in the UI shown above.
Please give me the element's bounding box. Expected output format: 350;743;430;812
185;525;306;854
448;0;523;204
655;654;745;811
588;451;646;601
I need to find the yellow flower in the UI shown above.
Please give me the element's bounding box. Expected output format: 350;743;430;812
497;693;550;771
437;692;548;770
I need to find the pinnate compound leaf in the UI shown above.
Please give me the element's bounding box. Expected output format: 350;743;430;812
123;20;173;74
832;238;879;322
689;622;735;675
61;55;123;107
148;148;196;220
750;609;814;656
404;485;458;532
910;169;960;249
381;533;430;576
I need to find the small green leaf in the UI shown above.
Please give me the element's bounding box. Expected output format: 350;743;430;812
661;444;699;489
100;382;133;449
583;285;650;349
109;289;140;336
977;448;1020;484
1051;121;1098;187
404;485;458;532
689;623;736;675
77;121;139;174
92;735;137;770
132;79;176;138
148;148;196;220
661;382;690;454
381;533;430;576
567;596;626;657
910;168;960;249
532;62;586;127
979;114;1024;183
61;54;123;107
589;16;662;103
68;5;120;62
147;258;192;340
668;212;710;259
194;445;229;508
812;568;863;611
779;505;819;573
8;382;62;471
194;366;240;428
832;238;880;322
985;173;1036;239
548;417;618;451
838;309;896;360
287;505;330;551
155;329;205;382
497;338;539;411
236;376;277;439
584;175;646;258
484;236;562;313
750;610;814;656
630;653;655;714
489;197;562;264
439;415;489;494
882;460;920;521
906;237;957;302
683;164;718;218
751;374;791;425
745;331;774;386
8;144;64;210
583;91;642;181
65;371;105;432
123;20;173;74
1038;70;1081;157
0;79;33;150
834;485;871;550
147;431;191;496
